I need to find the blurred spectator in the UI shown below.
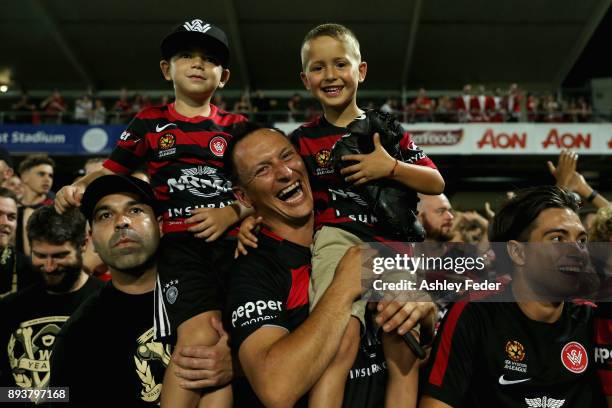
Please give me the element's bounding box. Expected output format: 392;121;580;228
88;99;106;125
417;193;455;242
450;210;489;245
413;88;435;122
455;84;472;122
490;88;504;122
380;98;394;114
435;95;454;122
131;94;143;112
526;92;539;122
589;206;612;242
1;176;24;203
17;154;55;255
305;104;323;122
213;94;227;111
252;90;276;124
233;92;252;116
0;148;14;186
0;188;37;297
287;93;304;122
542;93;560;122
160;95;171;105
503;83;522;122
9;92;37;124
579;207;599;232
73;92;93;125
576;96;592;122
470;85;494;122
40;89;67;124
111;87;132;124
83;157;106;176
18;154;54;207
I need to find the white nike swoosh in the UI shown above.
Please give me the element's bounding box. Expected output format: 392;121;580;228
498;375;531;385
156;123;176;132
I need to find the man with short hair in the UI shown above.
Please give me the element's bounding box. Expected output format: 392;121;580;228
417;193;455;243
0;188;36;296
216;122;433;407
0;206;102;392
420;186;606;407
17;154;56;255
49;175;232;406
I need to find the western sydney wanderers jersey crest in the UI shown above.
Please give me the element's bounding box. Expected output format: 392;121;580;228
8;316;68;389
524;396;565;407
183;19;211;33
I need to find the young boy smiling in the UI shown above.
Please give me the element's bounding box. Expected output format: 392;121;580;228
293;23;445;406
55;19;248;407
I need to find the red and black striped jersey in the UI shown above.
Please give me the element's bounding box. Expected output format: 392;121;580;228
225;228;386;408
289;115;437;242
103;103;246;233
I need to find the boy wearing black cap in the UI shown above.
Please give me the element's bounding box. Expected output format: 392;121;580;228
55;19;246;407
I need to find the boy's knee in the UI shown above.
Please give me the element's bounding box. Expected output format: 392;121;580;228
176;310;222;346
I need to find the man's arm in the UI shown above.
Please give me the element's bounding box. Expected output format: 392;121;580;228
237;246;362;408
54;168;114;213
547;150;610;209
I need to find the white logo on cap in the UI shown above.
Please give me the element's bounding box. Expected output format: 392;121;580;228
183;19;211;33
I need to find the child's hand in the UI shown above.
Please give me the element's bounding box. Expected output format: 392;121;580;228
235;215;263;258
340;133;396;186
186;206;238;241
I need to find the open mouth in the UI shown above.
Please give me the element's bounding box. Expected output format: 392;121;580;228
322;86;343;97
277;181;303;202
558;265;584;275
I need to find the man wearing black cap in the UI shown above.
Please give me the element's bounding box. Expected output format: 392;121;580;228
50;175;232;406
54;19;249;407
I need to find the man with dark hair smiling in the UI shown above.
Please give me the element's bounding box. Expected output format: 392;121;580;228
204;122;433;407
0;206;102;393
420;186;605;408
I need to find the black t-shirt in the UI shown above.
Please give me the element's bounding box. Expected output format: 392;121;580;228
0;277;102;391
422;290;606;407
0;247;38;297
50;282;170;406
226;229;386;407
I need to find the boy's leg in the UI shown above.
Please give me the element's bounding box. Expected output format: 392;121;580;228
381;330;419;408
155;233;234;408
308;227;366;407
162;310;231;408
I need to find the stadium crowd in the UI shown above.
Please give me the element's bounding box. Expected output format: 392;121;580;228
0;19;611;408
0;83;599;126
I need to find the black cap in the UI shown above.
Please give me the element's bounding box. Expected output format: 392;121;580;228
160;19;230;66
0;148;13;168
80;175;162;222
